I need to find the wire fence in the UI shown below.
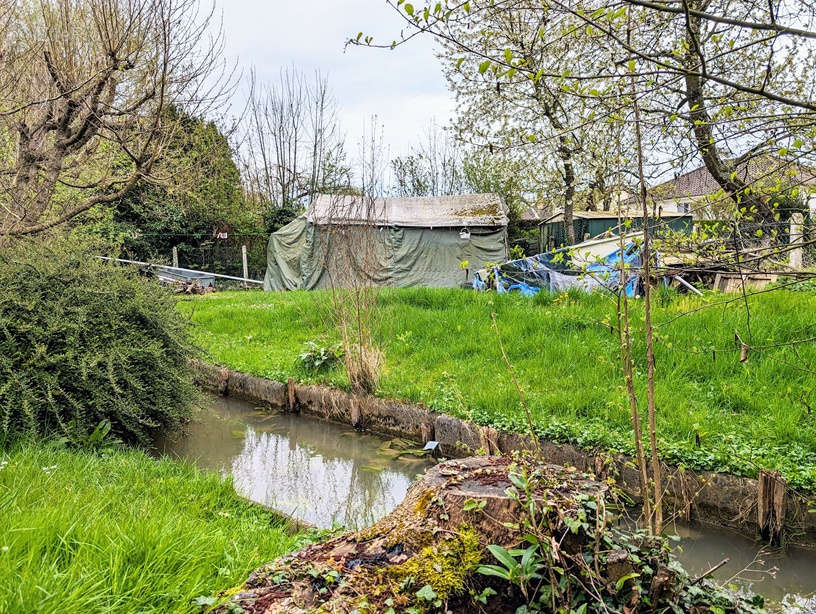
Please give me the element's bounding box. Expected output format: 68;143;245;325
121;232;269;282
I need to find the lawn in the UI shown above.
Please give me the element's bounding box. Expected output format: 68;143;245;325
0;443;306;614
179;286;816;491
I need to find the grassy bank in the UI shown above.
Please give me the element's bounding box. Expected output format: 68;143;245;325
0;443;305;613
180;286;816;492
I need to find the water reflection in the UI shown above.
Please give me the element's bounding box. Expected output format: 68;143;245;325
157;395;816;608
668;522;816;607
157;395;432;529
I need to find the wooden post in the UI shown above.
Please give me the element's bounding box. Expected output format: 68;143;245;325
172;246;178;268
287;378;297;413
757;469;786;545
241;244;249;288
789;212;804;270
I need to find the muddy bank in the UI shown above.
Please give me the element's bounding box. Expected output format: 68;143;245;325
192;361;816;548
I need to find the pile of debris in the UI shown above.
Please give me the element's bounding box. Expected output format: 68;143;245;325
171;280;214;295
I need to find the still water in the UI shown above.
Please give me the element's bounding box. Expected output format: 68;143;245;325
669;522;816;607
158;395;816;609
156;394;432;529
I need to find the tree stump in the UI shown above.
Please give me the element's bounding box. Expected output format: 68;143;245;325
212;457;762;614
214;456;604;613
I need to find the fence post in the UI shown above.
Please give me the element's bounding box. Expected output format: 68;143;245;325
172;246;178;269
241;244;249;288
789;212;804;270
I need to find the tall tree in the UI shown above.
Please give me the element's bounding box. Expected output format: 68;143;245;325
79;106;247;261
390;121;466;196
0;0;231;240
241;67;351;229
431;1;627;244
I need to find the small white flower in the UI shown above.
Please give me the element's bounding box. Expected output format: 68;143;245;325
1;546;8;552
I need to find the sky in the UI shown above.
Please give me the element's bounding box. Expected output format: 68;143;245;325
217;0;455;162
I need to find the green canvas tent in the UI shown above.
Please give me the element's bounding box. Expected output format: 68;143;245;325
263;194;509;290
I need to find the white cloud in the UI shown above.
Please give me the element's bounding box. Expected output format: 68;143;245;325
218;0;454;158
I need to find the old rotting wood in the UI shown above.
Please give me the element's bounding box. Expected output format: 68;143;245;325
213;457;605;613
757;470;787;545
287;378;297;413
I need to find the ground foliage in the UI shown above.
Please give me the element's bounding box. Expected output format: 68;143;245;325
0;442;307;613
180;286;816;492
0;238;198;444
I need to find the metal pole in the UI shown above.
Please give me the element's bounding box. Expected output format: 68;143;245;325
241;245;248;289
98;256;263;285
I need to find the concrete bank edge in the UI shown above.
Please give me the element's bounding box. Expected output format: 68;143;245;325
192;361;816;548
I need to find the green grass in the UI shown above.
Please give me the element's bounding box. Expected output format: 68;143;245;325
0;442;306;613
179;286;816;491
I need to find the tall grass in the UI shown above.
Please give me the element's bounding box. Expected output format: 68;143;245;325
0;443;304;613
179;287;816;490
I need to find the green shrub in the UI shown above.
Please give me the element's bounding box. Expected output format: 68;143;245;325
0;239;198;444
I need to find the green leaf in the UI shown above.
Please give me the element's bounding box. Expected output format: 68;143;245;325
478;59;491;74
616;572;640;591
416;584;437;601
404;3;414;16
487;544;517;568
475;587;497;604
477;564;512;580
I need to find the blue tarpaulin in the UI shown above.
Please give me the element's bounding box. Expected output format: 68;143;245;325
473;243;641;297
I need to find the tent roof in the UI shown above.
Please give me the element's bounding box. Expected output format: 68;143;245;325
306;193;509;227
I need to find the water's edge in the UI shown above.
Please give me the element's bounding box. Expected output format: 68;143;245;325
157;395;431;530
191;360;816;549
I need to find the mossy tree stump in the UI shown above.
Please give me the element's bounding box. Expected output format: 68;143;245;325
213;456;764;614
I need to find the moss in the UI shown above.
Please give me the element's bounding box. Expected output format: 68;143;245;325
389;525;483;602
414;488;435;515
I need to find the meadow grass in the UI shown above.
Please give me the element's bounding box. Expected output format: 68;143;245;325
179;286;816;490
0;442;305;613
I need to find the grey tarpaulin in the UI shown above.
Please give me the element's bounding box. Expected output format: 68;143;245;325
263;194;509;291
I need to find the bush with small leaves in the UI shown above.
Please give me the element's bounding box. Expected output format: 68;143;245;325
0;238;198;445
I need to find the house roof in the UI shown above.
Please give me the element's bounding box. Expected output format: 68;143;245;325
518;204;551;222
649;156;816;202
306;193;509;227
542;210;691;224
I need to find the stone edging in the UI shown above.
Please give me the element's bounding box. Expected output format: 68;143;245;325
192;361;816;548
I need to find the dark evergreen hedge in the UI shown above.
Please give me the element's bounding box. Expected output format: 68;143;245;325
0;239;198;444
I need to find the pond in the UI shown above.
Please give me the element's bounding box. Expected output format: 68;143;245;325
158;394;816;610
156;394;433;529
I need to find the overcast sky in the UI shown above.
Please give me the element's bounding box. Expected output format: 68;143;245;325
219;0;455;162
